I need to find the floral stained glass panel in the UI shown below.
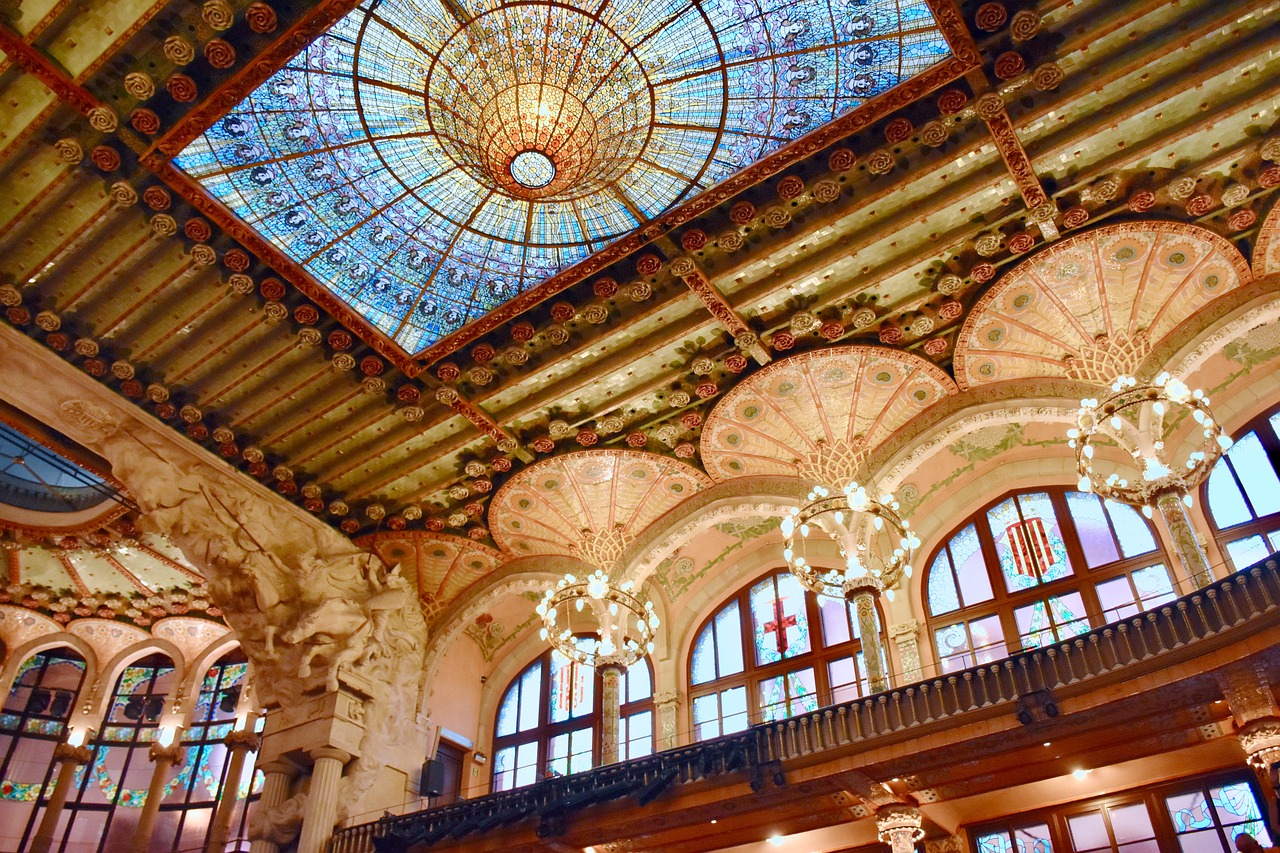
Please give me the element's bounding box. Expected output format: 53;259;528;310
174;0;953;355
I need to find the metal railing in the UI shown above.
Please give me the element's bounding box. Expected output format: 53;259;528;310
331;555;1280;853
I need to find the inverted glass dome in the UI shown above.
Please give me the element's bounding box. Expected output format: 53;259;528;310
176;0;951;354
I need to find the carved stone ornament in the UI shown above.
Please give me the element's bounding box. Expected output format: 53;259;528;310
124;72;155;100
53;138;83;164
87;106;118;133
163;35;196;65
1238;718;1280;768
202;0;235;30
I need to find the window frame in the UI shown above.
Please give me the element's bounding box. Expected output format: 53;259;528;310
925;487;1176;673
1200;405;1280;570
970;770;1272;853
687;567;886;739
491;649;654;791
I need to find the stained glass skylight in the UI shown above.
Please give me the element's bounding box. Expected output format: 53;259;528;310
175;0;952;354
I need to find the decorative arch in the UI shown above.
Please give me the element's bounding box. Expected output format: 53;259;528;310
1255;197;1280;277
954;221;1253;389
488;450;713;559
699;345;958;483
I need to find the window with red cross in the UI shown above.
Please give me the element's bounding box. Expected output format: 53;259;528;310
687;568;885;742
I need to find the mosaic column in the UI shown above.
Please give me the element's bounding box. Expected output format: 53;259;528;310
653;690;682;751
889;620;923;683
127;740;183;853
297;747;350;853
205;728;260;853
1156;492;1214;589
599;664;625;765
249;759;299;853
850;587;889;694
29;742;92;853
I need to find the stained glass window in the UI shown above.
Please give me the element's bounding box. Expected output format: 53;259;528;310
174;0;952;354
60;654;177;853
0;649;85;853
151;650;262;852
493;649;651;792
1203;406;1280;572
925;488;1173;673
975;772;1270;853
688;568;885;742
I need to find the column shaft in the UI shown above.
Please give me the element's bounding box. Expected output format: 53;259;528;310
248;763;295;853
205;733;257;853
1156;492;1213;589
851;590;889;694
297;749;348;853
128;746;180;853
29;746;89;853
599;664;624;765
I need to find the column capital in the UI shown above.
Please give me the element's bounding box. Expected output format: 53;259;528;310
1239;716;1280;769
148;742;182;763
259;758;302;777
224;729;261;751
309;746;351;765
53;743;93;765
653;690;682;706
888;619;919;639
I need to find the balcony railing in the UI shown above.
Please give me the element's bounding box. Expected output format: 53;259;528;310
332;555;1280;853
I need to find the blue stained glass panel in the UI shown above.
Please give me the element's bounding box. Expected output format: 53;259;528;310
1207;462;1253;529
691;626;718;686
928;549;961;616
1105;499;1158;557
1065;492;1120;568
715;602;745;677
952;524;995;605
174;0;952;354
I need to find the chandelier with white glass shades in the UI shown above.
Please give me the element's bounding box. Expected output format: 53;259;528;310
1069;372;1230;588
536;567;658;669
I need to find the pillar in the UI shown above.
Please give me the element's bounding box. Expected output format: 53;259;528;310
29;742;92;853
248;759;299;853
1218;665;1280;831
296;747;350;853
653;691;682;751
850;588;889;694
1155;491;1213;589
599;664;625;765
205;729;260;853
889;620;923;683
128;740;182;853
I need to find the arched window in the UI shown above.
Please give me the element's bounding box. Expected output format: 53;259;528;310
1203;407;1280;571
156;650;262;850
61;653;176;852
0;648;86;852
492;650;653;792
688;569;885;741
925;488;1176;674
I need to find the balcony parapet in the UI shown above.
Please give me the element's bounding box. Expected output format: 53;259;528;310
334;555;1280;853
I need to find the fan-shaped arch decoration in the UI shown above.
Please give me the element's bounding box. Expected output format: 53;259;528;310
1255;199;1280;278
953;222;1252;390
489;450;712;560
699;346;957;483
358;530;504;620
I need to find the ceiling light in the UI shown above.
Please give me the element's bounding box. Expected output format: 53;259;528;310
1073;769;1092;780
767;837;785;846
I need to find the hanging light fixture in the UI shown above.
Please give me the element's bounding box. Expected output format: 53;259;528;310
536;568;658;668
779;478;919;602
1070;372;1229;588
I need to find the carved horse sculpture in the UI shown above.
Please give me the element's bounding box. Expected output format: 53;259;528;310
280;586;409;691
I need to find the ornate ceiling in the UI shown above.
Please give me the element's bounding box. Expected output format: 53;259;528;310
953;222;1253;389
700;346;956;482
174;0;952;355
0;0;1278;632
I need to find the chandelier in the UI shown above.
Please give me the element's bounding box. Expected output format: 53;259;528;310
780;481;920;601
536;568;658;668
1070;373;1231;513
1070;372;1230;589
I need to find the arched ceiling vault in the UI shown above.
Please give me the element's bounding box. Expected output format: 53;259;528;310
488;449;712;560
954;222;1253;390
357;529;503;623
699;345;958;483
